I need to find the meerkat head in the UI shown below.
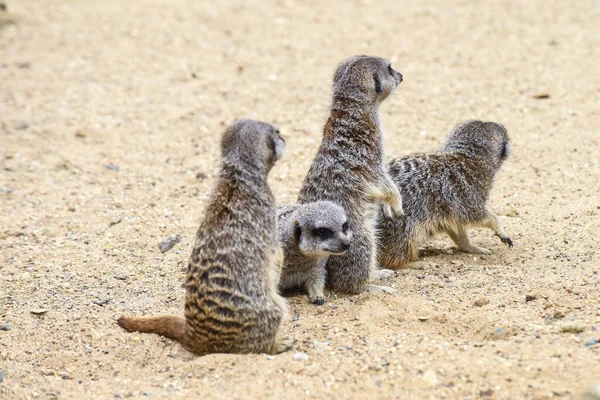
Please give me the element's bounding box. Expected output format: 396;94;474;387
293;201;352;257
444;120;511;167
332;55;403;106
220;119;285;171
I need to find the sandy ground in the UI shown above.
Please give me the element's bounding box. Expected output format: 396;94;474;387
1;0;599;399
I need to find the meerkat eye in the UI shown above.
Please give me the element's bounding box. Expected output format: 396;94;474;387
342;222;349;232
314;228;333;239
373;73;382;94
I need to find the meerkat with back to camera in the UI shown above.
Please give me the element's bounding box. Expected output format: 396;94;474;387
277;201;352;305
118;119;292;355
377;120;514;269
298;55;404;295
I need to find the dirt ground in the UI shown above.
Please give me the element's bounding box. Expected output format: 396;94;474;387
1;0;599;399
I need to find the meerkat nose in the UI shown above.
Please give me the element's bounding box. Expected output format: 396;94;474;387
397;73;403;83
341;241;350;251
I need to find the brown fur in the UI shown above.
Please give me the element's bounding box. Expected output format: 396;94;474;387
377;120;513;269
298;55;404;294
118;120;292;355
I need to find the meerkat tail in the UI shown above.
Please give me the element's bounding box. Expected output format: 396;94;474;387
118;315;189;345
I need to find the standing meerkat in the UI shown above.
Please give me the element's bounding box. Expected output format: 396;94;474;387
277;201;352;305
377;120;514;269
298;55;404;294
118;119;292;355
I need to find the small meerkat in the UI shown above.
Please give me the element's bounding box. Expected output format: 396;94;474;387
377;120;514;269
277;201;352;305
298;55;404;294
118;119;292;355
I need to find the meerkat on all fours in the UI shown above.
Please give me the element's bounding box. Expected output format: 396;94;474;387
377;120;514;269
298;55;404;295
118;119;292;356
277;201;352;305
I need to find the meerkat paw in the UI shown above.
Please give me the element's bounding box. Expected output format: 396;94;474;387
382;204;394;220
364;284;398;294
273;337;294;354
371;269;395;280
499;235;514;248
309;295;325;306
391;203;404;219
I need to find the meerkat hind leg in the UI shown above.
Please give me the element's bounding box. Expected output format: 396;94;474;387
481;210;514;247
447;226;493;255
371;268;395;280
271;333;294;354
364;284;398;294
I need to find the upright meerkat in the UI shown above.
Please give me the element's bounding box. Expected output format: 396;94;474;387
277;201;352;305
377;120;514;269
118;119;292;355
298;55;404;294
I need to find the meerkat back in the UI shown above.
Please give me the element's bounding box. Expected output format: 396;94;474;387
118;119;291;356
377;120;513;269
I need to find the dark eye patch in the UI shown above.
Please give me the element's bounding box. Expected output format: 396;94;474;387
294;223;302;242
267;135;275;152
314;227;333;239
373;73;382;94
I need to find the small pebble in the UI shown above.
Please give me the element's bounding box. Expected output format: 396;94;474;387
473;298;490;307
93;299;110;306
585;338;598;347
159;234;182;253
293;352;309;361
30;309;49;315
105;164;119;171
0;370;4;382
525;294;537;302
415;274;425;279
313;340;330;353
0;323;11;331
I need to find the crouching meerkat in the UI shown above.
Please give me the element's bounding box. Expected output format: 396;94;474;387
377;120;514;269
118;119;292;355
277;201;352;305
299;55;404;294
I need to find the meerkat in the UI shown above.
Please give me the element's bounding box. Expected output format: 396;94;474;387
298;55;404;294
277;201;352;305
377;120;514;269
118;119;292;356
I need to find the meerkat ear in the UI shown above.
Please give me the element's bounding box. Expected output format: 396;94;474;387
373;73;382;94
293;221;302;243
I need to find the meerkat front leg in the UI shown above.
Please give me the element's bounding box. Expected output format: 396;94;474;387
446;226;493;255
480;209;514;247
380;173;404;219
366;177;404;219
305;263;327;305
